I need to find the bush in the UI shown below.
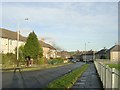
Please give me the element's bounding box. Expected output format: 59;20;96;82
100;55;107;59
48;58;64;65
107;64;120;70
2;53;16;67
39;57;44;65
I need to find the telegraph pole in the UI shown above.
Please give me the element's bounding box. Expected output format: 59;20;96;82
16;18;29;67
17;23;20;67
85;43;86;64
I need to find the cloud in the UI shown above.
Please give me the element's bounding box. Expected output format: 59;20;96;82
3;3;115;26
1;0;120;2
1;2;118;51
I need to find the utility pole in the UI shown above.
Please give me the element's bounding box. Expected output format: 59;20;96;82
16;18;29;67
85;43;86;64
17;23;20;67
85;42;91;64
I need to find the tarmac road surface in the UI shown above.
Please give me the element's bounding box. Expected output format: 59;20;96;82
2;62;84;88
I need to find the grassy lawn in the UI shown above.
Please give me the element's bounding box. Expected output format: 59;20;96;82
2;63;72;72
47;64;89;89
107;63;120;70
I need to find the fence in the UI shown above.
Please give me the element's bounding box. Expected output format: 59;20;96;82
94;60;120;89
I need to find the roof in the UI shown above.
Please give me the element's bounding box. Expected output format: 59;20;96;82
39;40;56;50
1;28;27;41
86;51;94;55
95;49;108;54
107;44;120;52
57;51;71;57
80;50;94;55
1;28;56;50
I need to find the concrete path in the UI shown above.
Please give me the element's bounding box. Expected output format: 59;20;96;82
72;62;103;90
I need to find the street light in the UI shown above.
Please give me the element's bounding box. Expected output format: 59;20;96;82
16;18;29;67
85;43;86;64
85;42;91;64
16;29;19;67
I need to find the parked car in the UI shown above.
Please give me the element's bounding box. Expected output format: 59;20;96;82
71;59;77;63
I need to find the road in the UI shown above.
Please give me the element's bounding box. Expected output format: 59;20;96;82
2;62;84;88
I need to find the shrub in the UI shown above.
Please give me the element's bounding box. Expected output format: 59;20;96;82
39;57;44;65
2;53;16;67
48;58;64;65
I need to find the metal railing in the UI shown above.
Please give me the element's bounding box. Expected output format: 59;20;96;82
94;60;120;89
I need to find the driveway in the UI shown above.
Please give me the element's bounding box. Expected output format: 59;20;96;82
2;62;84;88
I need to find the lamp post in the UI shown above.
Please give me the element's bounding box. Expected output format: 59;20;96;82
85;43;86;64
93;51;96;61
16;28;20;67
16;18;29;67
85;42;91;64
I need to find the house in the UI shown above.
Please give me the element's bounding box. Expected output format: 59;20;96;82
106;44;120;61
72;50;82;61
95;48;108;59
82;50;94;62
40;40;56;59
0;28;26;54
72;50;95;62
56;51;71;59
0;28;57;59
56;51;71;63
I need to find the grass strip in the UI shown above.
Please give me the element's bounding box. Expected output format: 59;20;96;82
47;64;89;89
2;63;72;72
106;64;120;70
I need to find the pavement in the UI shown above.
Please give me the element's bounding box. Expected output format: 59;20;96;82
2;62;84;88
71;62;103;90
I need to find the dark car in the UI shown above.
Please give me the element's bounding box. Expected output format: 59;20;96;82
71;59;76;63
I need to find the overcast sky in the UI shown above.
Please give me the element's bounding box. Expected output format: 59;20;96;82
1;1;118;51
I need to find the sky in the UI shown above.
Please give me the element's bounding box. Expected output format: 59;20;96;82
0;1;119;51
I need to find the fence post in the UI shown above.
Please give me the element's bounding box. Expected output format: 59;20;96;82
112;68;115;89
104;64;106;88
94;60;120;89
106;65;112;89
112;68;119;89
110;66;112;89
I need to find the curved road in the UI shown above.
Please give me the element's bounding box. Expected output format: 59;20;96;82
2;62;84;88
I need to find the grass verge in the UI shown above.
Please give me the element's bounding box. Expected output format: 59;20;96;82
2;63;72;72
47;64;89;89
106;63;120;70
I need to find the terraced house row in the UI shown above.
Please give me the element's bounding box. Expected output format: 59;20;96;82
0;28;57;59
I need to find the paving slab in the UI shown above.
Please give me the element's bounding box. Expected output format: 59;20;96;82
72;62;103;89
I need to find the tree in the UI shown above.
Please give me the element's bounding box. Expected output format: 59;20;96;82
38;44;44;64
24;31;40;60
38;44;43;58
100;55;107;59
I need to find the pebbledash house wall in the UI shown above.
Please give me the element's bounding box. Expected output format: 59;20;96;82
110;51;120;61
0;37;25;54
42;47;56;59
0;37;56;59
